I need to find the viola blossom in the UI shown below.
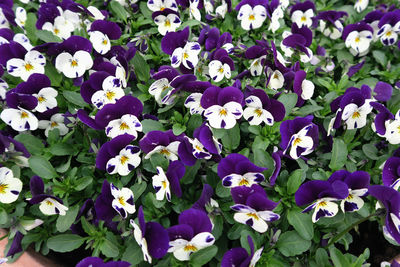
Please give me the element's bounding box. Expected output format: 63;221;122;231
202;86;244;129
342;22;373;56
148;66;185;105
381;149;400;190
105;114;142;139
281;24;314;63
295;180;349;222
42;16;74;40
245;43;268;77
184;93;204;115
171;41;201;69
0;167;22;204
55;50;93;78
328;170;370;213
370;98;400;146
231;185;280;233
168;208;215;261
15;7;27;29
89;20;122;54
188;0;202;21
130;206;170;264
28;176;68;216
243;89;285;126
368;185;400;244
0;132;31;166
6;48;46;81
204;0;230;18
38;113;69;137
152;161;185;201
290;0;315;28
363;10;384;41
266;67;284;90
139;130;183;161
221;236;263;267
354;0;368;13
280;115;319;160
153;9;181;36
315;11;347;40
376;11;400;46
110;183;136;218
197;27;234;53
76;257;130;267
0;104;38;132
267;0;284;33
96;134;141;176
147;0;178;12
293;70;315;105
208;48;234;82
236;1;267;31
218;153;266;188
91;75;125;109
329;85;373;133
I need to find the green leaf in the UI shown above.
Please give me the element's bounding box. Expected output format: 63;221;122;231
25;13;38;43
329;139;348;171
100;238;119;258
253;148;274;170
50;143;75;156
329;247;350;267
132;52;150;82
276;231;311;257
36;30;62;43
287;169;305;195
132;181;147;202
29;156;57;179
150;153;169;171
278;93;298;117
74;176;93;191
181;160;201;185
14;133;44;155
362;143;379;160
63;91;88;107
110;1;128;22
0;208;8;224
122;242;143;265
47;234;85;252
45;64;62;87
141;119;165;133
172;124;186;135
56;205;80;232
287;209;314;240
372;50;387;67
315;248;330;267
190;245;218;266
187;114;203;135
216;181;230;198
221;124;240;151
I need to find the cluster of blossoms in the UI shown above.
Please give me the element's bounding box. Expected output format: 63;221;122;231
0;0;399;265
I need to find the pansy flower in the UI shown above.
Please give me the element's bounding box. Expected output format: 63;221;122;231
235;0;267;30
110;183;136;218
198;27;233;53
208;48;234;82
293;70;315;105
354;0;368;13
295;179;349;222
96;134;141;176
218;153;266;188
371;101;400;145
42;15;74;40
29;176;68;216
342;22;373;56
267;0;284;33
202;86;244;129
89;20;122;54
266;67;284;90
328;170;370;212
153;9;181;36
244;43;269;77
38;113;69;137
15;7;27;29
315;11;347;40
363;10;384;41
280;115;319;160
139;130;183;161
382;151;400;190
184;92;204;115
221;236;263;267
0;132;30;161
243;88;285;126
231;185;280;233
130;206;170;264
281;24;313;63
168;208;215;261
0;167;22;204
147;0;178;12
290;0;315;28
152;160;185;201
377;11;400;46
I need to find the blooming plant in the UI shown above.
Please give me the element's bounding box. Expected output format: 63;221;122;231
0;0;400;266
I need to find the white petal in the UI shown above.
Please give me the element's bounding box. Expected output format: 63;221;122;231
191;232;215;249
301;79;314;100
171;47;183;68
312;200;338;223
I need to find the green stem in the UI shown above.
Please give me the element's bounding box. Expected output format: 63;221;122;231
327;210;383;247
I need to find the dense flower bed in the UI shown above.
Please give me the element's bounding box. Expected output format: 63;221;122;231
0;0;400;266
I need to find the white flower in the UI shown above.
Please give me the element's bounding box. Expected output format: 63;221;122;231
144;141;180;161
250;247;264;267
0;9;10;29
222;172;264;188
243;96;274;126
304;197;339;223
0;167;22;204
89;31;111;54
204;0;214;14
1;107;38;132
300;79;315;100
39;197;68;216
105;114;142;139
20;219;44;231
38;113;69;137
237;4;267;30
106;145;141;176
148;78;177;105
152;167;171;201
291;9;314;28
171;42;201;69
147;0;178;12
269;8;284;32
13;33;33;51
130;219;152;263
42;16;74;40
168;232;215;261
184;93;204;115
340;188;368;213
15;7;27;29
55;50;93;78
383;110;400;145
110;183;136;218
189;0;201;21
91;76;125;109
342;100;373;129
319;20;343;40
154;13;181;36
204;102;243;129
6;50;46;81
231;204;280;233
354;0;368;13
208;60;231;82
345;30;373;55
215;1;228;18
267;68;284;90
0;80;8;100
33;87;58;113
186;137;212;159
249;56;266;76
377;23;399;46
284;124;314;160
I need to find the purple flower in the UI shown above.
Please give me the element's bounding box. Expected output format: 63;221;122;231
374;81;393;102
270;150;282;186
0;132;30;158
221;236;263;267
152;9;181;36
347;60;365;78
280;115;319;160
192;184;214;212
315;11;347;39
139;130;183;161
290;0;315;28
235;0;268;30
6;231;23;257
130;206;169;264
231;185;280;233
218;153;266;188
152;160;185;201
76;257;130;267
382;152;400;190
342;22;373;56
295;179;348;222
168;208;215;261
377;10;400;46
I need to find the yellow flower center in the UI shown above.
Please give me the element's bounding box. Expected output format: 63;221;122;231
160;7;165;11
106;91;116;100
118;196;125;206
386;31;392;37
352;111;360;119
317;201;327;208
397;125;400;134
183;244;198;252
164;19;171;27
301;16;307;22
54;28;60;35
355;37;360;43
219;108;227;116
273;73;279;79
239;178;249;186
102;39;108;45
37;96;46;103
162;85;169;91
346;194;353;200
195;145;202;151
119;122;130;130
46;200;53;206
20;111;29;119
51;121;58;128
218;67;224;73
162;180;167;189
246;213;259;220
71;60;78;67
183;52;189;59
254;109;263;117
249;14;255;20
0;184;8;194
24;63;34;71
253;60;259;66
160;148;171;156
293;137;302;146
120;155;129;165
